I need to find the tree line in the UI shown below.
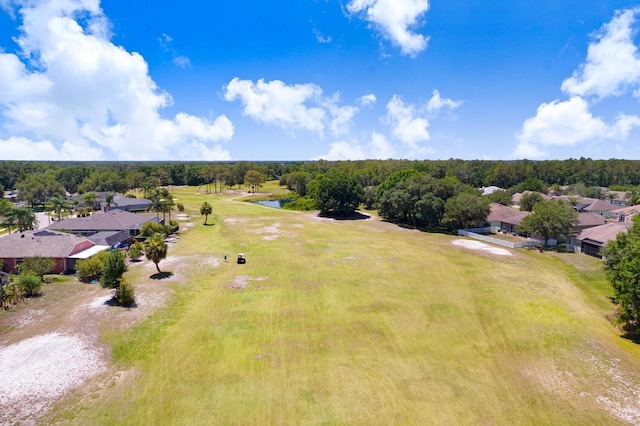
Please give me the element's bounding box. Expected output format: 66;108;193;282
3;158;640;199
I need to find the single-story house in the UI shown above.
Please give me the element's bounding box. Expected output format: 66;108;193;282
511;191;552;208
485;203;529;234
610;204;640;223
480;186;504;196
574;213;607;233
579;198;619;217
0;230;109;274
86;230;131;248
604;190;628;207
47;210;161;237
568;222;632;258
69;193;153;212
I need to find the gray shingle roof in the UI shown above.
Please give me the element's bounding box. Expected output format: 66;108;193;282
574;222;632;245
0;230;95;258
486;203;529;226
48;210;159;233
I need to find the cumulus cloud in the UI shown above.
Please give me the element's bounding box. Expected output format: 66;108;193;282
514;97;640;158
313;131;395;160
385;95;430;147
426;89;463;113
562;7;640;99
224;78;361;137
347;0;430;57
358;93;377;106
515;7;640;158
0;0;231;161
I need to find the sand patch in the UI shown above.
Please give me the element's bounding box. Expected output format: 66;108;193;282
230;275;269;290
452;239;512;256
0;333;106;424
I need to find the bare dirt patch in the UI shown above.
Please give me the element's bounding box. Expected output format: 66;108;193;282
229;275;269;290
0;333;106;424
452;239;512;256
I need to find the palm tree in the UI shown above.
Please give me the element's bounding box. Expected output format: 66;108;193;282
200;201;212;224
104;193;115;211
83;192;97;210
49;196;67;221
4;207;38;233
144;232;168;273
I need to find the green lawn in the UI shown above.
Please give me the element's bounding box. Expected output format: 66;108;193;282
53;185;640;425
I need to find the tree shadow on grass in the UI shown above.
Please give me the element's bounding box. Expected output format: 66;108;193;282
203;223;215;227
318;211;371;221
150;271;173;280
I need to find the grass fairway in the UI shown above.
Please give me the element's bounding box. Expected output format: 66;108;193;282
57;186;640;425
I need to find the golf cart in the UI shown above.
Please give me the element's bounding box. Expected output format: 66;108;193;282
237;253;246;264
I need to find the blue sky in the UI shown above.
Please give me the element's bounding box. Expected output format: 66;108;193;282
1;0;640;161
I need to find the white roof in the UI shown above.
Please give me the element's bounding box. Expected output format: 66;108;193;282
69;245;110;259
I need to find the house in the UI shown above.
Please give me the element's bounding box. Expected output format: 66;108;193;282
108;195;153;212
47;210;161;237
604;190;628;207
69;193;152;212
480;186;503;196
86;231;131;248
574;213;607;233
569;222;632;258
610;204;640;223
511;191;552;208
0;230;109;274
485;203;529;234
579;198;619;217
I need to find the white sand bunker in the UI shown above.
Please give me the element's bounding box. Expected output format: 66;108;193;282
452;239;512;256
0;333;105;421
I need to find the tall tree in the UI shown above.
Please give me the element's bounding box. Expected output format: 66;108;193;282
308;171;364;216
244;170;266;193
200;201;213;225
517;199;578;246
49;196;67;221
4;207;38;232
101;249;128;290
604;217;640;332
442;192;490;230
144;233;168;273
519;192;544;212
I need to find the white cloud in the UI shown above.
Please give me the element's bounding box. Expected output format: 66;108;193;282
514;96;640;158
562;7;640;99
159;32;191;68
386;95;430;147
358;93;377;106
0;0;232;161
224;78;361;137
426;89;462;114
312;28;332;44
313;132;394;160
368;131;394;158
515;7;640;159
347;0;430;57
224;78;325;134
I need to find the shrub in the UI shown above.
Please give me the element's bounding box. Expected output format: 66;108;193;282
168;220;179;234
17;256;55;280
141;221;165;237
129;242;143;261
115;278;135;307
76;251;109;282
101;250;127;289
283;196;316;211
19;273;42;297
177;203;184;212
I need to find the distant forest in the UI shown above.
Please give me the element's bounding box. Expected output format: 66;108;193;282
2;158;640;194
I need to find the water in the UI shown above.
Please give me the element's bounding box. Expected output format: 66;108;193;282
250;199;293;208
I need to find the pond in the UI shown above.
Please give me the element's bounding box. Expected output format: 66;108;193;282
250;199;294;209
